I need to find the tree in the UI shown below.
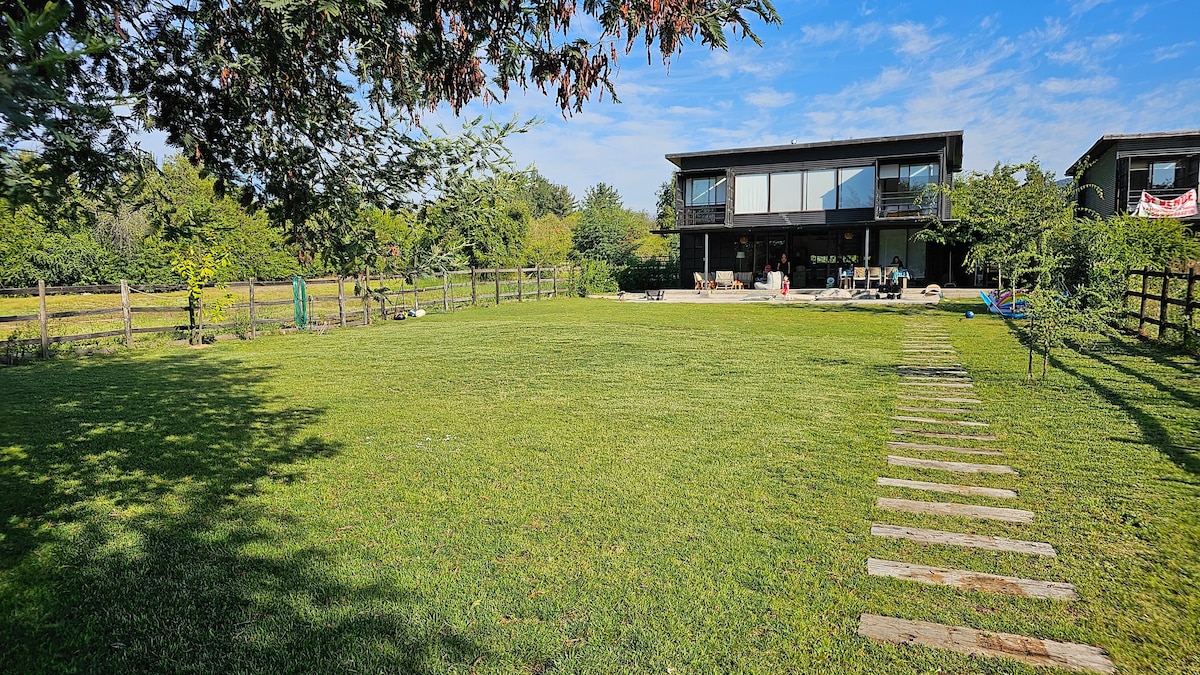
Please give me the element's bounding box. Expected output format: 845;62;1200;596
521;170;576;218
573;183;638;265
924;159;1197;379
2;0;782;257
656;177;677;230
524;213;577;266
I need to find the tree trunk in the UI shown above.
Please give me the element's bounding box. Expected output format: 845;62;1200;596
1026;317;1035;380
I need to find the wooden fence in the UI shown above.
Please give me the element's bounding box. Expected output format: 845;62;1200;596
1;266;576;361
1125;265;1198;348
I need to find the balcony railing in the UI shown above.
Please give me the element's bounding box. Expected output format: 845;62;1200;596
1125;186;1198;214
679;205;725;227
876;189;939;220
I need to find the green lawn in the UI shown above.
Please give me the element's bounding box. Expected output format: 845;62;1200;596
1;299;1196;674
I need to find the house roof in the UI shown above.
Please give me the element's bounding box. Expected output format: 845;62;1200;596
1066;130;1200;177
665;130;964;169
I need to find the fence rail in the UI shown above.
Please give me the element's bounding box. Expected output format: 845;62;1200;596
2;266;577;362
1124;265;1198;349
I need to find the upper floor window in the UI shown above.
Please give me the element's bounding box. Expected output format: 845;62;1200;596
879;162;940;193
734;174;769;213
1129;159;1191;192
733;166;875;214
686;176;727;206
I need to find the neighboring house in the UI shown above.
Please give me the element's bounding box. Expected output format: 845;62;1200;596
1066;130;1200;222
664;131;968;289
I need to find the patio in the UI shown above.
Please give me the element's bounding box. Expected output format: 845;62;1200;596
613;287;979;304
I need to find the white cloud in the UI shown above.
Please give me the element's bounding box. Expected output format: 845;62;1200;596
1047;33;1128;67
1039;75;1118;94
1153;41;1197;62
889;22;947;58
1070;0;1114;16
745;88;796;108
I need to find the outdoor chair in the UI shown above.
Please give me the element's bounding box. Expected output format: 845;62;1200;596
866;266;883;289
715;270;735;290
851;266;867;288
693;272;713;291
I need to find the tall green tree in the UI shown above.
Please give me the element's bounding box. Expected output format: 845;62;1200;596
2;0;781;257
521;169;576;218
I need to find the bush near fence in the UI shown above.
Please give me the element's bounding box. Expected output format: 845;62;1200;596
1;266;577;363
1124;264;1198;351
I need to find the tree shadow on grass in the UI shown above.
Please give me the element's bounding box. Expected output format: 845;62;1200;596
0;354;489;673
1045;337;1200;478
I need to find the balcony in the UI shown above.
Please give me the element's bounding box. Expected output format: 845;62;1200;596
679;205;725;227
1125;186;1198;215
876;189;939;220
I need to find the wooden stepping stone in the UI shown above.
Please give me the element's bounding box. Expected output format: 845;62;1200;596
902;381;974;389
877;476;1017;499
877;497;1034;523
887;441;1002;456
899;395;982;404
888;455;1015;474
857;614;1112;673
892;416;990;428
870;524;1054;556
898;367;967;373
900;375;972;382
866;558;1077;600
896;405;974;414
892;429;998;441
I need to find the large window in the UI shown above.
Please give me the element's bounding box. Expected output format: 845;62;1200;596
838;166;875;208
770;172;804;212
1129;159;1190;192
733;166;878;214
804;170;837;210
686;176;727;206
734;174;769;214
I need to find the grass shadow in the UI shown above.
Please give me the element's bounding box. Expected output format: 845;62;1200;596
0;353;490;673
1038;336;1200;478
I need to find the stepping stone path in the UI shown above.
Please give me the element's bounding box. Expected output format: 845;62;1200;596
858;322;1114;672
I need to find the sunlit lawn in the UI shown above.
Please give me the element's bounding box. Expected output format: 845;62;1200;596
0;298;1196;673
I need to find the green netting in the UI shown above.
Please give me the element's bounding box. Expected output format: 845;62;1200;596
292;276;308;330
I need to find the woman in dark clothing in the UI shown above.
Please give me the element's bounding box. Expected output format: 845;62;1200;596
778;253;793;282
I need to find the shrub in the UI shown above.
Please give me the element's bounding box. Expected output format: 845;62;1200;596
573;258;618;296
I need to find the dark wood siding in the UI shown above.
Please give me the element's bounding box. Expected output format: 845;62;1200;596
1080;145;1118;217
672;137;953;172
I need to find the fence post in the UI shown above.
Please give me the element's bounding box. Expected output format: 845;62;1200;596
38;279;48;359
197;295;204;342
552;266;558;297
1186;264;1197;350
337;276;346;327
442;271;449;311
249;279;257;338
120;279;133;349
1158;266;1171;341
517;267;523;301
1138;267;1150;334
495;266;501;305
536;265;542;299
471;268;478;306
363;267;370;325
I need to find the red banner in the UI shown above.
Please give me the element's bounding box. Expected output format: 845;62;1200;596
1134;189;1198;218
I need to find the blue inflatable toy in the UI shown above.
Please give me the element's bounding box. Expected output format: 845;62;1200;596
965;310;975;319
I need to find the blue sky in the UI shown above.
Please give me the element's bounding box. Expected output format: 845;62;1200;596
435;0;1200;212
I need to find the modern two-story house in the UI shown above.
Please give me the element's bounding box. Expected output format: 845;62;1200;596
1066;130;1200;222
665;131;967;289
667;130;964;288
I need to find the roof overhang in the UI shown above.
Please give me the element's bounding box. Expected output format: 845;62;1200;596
1067;130;1200;177
666;130;965;170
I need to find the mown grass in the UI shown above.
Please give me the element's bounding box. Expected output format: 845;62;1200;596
0;298;1196;674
